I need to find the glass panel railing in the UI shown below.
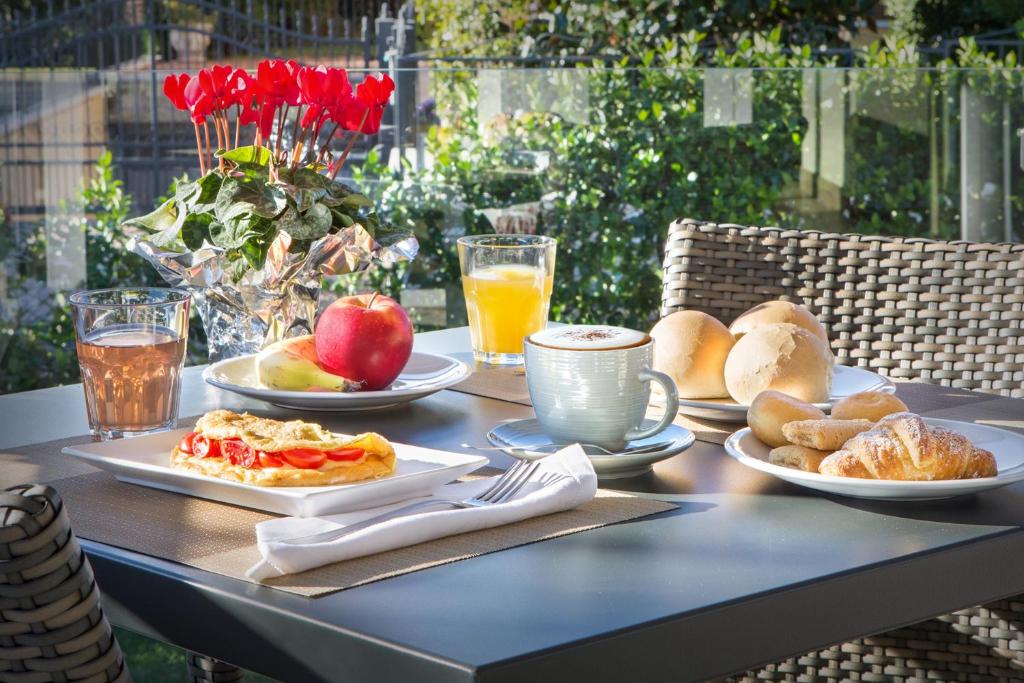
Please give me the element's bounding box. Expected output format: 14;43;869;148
2;67;1022;392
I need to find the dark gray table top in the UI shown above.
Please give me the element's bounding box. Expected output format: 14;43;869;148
2;327;1023;683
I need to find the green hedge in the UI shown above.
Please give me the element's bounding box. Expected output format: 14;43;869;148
356;38;1021;334
2;37;1022;393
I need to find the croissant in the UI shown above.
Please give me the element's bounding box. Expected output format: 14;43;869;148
818;413;997;480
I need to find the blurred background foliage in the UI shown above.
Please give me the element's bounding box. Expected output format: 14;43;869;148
3;1;1024;394
417;0;1024;58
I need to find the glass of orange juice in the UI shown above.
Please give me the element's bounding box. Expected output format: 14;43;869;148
457;234;556;365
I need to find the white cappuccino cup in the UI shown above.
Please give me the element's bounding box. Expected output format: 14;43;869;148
524;325;680;451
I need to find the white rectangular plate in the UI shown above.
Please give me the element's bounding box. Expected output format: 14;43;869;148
63;429;488;517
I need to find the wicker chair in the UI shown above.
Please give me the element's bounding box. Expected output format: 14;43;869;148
0;484;130;682
660;220;1024;681
0;484;245;683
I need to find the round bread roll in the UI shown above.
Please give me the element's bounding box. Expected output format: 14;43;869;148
724;323;833;404
650;311;734;398
729;300;830;347
748;390;827;447
831;391;908;422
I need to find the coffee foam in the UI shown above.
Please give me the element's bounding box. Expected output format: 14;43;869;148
529;325;648;350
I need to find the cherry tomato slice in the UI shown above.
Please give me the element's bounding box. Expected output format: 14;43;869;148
178;432;198;455
279;448;328;469
192;434;221;459
258;451;284;468
326;447;365;462
222;439;256;468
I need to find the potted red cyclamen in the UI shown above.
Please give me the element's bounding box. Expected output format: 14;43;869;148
125;60;417;360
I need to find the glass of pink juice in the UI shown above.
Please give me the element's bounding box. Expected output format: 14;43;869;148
70;288;190;440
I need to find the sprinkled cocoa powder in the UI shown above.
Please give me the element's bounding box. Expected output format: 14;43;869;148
558;328;616;342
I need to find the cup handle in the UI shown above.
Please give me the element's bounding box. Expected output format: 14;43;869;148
624;369;679;442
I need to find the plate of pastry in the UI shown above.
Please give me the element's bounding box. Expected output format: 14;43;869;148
723;391;1024;500
649;300;894;422
203;336;469;411
63;410;487;516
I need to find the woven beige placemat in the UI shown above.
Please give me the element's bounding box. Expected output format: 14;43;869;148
448;352;532;406
0;437;677;598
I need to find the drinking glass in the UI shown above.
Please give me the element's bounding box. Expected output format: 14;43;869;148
457;234;556;365
70;288;190;440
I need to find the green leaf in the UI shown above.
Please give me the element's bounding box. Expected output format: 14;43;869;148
337;193;374;211
220;145;272;166
236;219;276;269
180;213;214;251
215;175;287;222
174;179;199;206
329;208;355;227
277;203;332;240
284;167;335;190
123;198;180;234
192;172;223;212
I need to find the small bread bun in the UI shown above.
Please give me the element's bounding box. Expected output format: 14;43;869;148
729;300;830;348
769;444;832;472
650;311;734;399
748;390;826;447
831;391;908;422
724;323;834;404
782;418;874;451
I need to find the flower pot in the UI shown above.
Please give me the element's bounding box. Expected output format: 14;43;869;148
130;225;418;361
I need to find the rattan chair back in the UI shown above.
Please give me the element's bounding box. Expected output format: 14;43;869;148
0;484;129;683
662;219;1024;397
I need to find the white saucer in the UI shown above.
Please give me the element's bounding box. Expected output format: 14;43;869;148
202;351;470;411
486;419;695;479
724;418;1024;501
673;365;896;423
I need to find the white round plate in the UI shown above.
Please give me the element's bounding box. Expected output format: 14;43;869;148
487;418;695;479
724;418;1024;501
675;365;896;423
202;351;470;411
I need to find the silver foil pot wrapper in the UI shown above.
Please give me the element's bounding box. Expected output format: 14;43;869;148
129;225;418;361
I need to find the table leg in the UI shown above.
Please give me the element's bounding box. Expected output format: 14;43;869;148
186;651;245;682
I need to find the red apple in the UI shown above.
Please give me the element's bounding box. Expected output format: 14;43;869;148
314;292;413;390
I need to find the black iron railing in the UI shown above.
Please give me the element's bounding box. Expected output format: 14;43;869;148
0;0;404;219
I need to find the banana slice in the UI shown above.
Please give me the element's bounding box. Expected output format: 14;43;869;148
255;335;360;392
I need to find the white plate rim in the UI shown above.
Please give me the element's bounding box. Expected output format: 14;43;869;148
676;365;896;415
62;428;489;499
201;351;470;402
723;418;1024;492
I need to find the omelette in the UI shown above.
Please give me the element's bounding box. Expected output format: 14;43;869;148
171;410;396;487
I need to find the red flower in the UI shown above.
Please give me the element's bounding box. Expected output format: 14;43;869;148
342;73;394;134
238;101;259;127
230;67;255;108
255;59;300;109
183;76;212;124
163;73;191;111
198;64;240;111
298;66;352;129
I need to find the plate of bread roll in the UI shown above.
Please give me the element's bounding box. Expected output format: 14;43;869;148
723;390;1024;500
651;300;894;422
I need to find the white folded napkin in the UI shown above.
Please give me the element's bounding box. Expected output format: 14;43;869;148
246;445;597;580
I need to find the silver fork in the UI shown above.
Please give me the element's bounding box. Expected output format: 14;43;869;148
278;459;548;546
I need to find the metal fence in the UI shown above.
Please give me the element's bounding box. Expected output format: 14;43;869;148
0;0;386;69
0;0;405;225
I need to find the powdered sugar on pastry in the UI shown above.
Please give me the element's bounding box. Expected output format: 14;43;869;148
818;413;996;480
